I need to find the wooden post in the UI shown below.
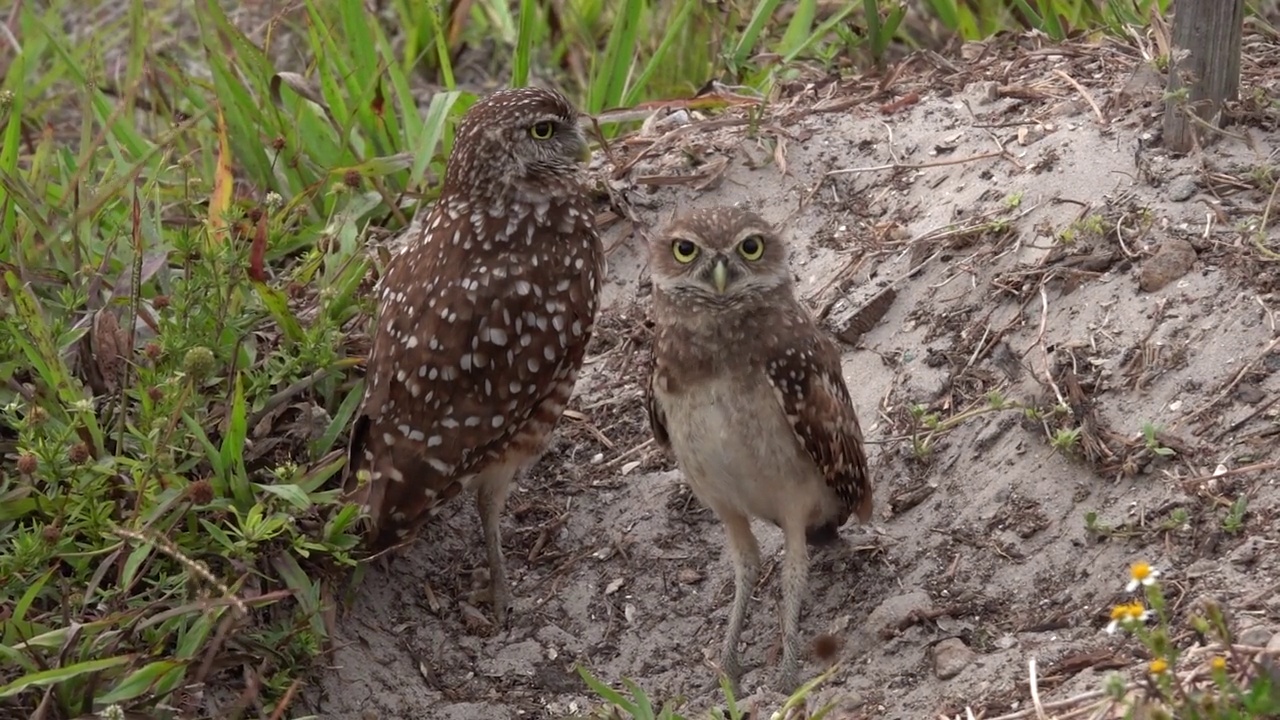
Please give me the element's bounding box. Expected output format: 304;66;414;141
1162;0;1245;153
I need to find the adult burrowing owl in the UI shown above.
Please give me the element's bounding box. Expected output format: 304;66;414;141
646;207;873;692
345;87;604;624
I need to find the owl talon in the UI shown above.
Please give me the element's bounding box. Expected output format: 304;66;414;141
489;578;512;627
705;666;743;699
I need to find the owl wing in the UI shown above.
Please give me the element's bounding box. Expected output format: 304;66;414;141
763;329;873;525
645;358;672;454
346;210;596;551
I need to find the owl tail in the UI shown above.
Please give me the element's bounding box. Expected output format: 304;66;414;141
342;415;403;555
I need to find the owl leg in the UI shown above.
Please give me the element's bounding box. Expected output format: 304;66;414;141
715;509;760;696
776;522;810;692
474;465;517;626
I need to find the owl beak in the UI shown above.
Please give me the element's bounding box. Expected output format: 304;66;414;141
574;126;593;163
711;258;729;294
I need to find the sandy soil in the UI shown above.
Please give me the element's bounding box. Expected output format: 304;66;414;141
303;36;1280;720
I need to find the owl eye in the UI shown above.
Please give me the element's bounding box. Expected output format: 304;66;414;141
529;121;556;140
672;240;699;264
738;235;765;260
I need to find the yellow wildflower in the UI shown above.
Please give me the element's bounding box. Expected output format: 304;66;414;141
1105;602;1150;634
1127;561;1161;592
1150;658;1169;674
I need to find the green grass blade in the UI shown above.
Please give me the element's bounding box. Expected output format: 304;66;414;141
513;0;539;88
0;655;134;698
94;660;187;704
730;0;786;73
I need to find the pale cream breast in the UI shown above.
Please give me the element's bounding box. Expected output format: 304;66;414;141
657;371;834;529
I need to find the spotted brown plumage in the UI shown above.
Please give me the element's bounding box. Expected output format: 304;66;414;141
345;87;604;625
645;206;872;693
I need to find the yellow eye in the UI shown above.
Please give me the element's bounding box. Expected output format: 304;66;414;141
738;235;765;261
530;121;555;140
672;239;699;264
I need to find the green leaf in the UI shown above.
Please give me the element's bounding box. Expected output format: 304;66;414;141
412;90;464;189
95;660;187;704
11;568;53;625
270;552;328;643
0;483;36;521
255;482;312;511
576;665;638;715
183;413;225;486
313;380;364;458
253;282;306;345
119;542;154;592
175;612;219;660
199;519;236;553
512;0;539;88
730;0;785;73
220;374;253;509
0;655;133;698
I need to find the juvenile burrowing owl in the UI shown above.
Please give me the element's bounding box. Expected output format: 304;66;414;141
345;87;604;625
646;207;873;692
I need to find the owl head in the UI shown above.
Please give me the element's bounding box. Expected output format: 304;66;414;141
650;207;792;308
444;86;589;198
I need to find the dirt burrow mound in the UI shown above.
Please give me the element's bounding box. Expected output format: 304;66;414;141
309;38;1280;720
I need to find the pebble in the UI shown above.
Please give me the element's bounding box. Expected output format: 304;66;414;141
1237;624;1272;648
1167;175;1198;201
1139;237;1197;292
1229;535;1269;566
677;568;704;584
933;637;975;679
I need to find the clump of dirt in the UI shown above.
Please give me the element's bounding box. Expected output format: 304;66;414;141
308;34;1280;719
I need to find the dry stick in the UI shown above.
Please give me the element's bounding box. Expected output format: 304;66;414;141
1171;335;1280;430
1254;165;1280;260
1181;460;1280;485
1052;69;1105;125
268;678;303;720
1241;577;1280;608
800;150;1007;209
599;438;655;472
826;150;1006;178
959;98;1027;172
1037;285;1067;408
1028;657;1050;720
616;117;750;176
968;687;1124;720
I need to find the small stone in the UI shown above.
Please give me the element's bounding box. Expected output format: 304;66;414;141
1139;238;1197;292
459;602;493;634
1229;535;1268;566
933;637;975;679
1167;175;1198;201
1238;624;1272;648
676;568;704;584
1267;633;1280;653
1234;382;1265;405
478;639;542;677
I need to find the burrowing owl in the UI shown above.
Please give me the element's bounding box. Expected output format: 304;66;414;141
646;207;873;692
345;87;605;624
